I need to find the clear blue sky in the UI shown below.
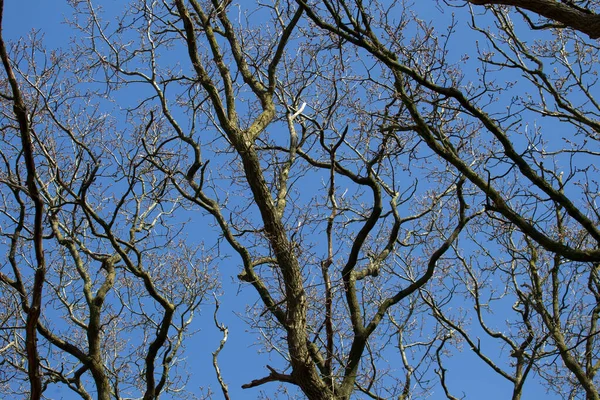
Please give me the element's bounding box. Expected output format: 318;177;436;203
1;1;570;399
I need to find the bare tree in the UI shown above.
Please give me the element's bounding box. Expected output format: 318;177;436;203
295;0;600;398
0;2;215;399
1;0;600;399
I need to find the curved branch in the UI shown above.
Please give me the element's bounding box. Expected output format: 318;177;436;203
467;0;600;39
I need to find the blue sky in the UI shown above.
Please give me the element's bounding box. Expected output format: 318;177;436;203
2;2;275;398
0;1;578;399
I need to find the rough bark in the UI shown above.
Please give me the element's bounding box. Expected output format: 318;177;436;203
468;0;600;38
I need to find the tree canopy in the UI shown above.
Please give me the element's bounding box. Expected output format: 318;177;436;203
1;0;600;399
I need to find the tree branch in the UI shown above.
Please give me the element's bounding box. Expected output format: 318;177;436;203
467;0;600;38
